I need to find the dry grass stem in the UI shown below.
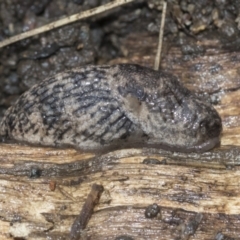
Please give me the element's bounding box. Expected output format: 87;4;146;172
0;0;135;49
154;1;167;70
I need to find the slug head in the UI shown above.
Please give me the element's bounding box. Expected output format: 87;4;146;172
151;95;223;153
117;64;222;153
142;79;222;152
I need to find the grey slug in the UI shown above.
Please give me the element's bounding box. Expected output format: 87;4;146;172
0;64;222;153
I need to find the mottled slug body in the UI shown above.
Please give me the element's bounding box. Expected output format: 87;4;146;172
0;64;222;152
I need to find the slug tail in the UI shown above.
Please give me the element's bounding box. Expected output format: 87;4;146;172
0;118;8;142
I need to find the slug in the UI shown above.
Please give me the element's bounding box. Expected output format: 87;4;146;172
0;64;222;153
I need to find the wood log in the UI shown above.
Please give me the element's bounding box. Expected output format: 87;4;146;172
1;35;240;240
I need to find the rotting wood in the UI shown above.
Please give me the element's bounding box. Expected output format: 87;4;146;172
1;145;240;239
1;37;240;239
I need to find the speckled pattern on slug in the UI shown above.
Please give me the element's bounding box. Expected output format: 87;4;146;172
0;64;222;153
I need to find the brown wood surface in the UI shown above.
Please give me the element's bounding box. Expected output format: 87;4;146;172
1;36;240;240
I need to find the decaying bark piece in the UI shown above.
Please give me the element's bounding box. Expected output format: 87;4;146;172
1;36;240;240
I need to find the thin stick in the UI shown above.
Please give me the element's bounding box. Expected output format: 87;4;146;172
154;1;167;71
70;184;104;240
0;0;135;49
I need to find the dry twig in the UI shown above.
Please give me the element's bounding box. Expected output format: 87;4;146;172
70;184;104;240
